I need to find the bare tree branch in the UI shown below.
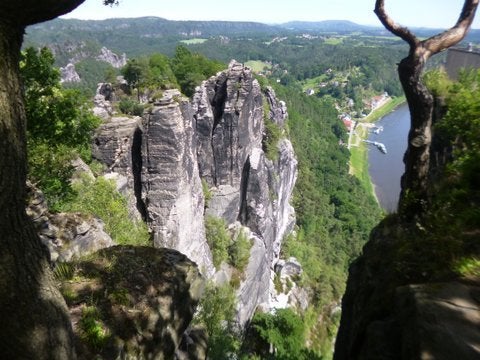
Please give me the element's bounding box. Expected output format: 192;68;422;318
374;0;419;49
423;0;479;56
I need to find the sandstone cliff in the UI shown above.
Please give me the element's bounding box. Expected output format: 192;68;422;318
192;62;297;324
141;89;214;277
91;61;298;327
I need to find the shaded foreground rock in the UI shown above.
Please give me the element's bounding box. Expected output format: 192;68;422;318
334;220;480;360
60;246;205;359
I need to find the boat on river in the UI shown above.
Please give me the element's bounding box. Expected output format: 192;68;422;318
364;140;387;154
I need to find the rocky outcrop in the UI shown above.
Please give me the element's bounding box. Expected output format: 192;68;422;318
334;220;480;360
270;258;309;311
93;83;115;120
141;90;215;277
91;62;298;327
91;89;215;276
92;115;145;221
61;246;205;359
26;183;114;263
60;63;81;83
96;46;127;68
265;86;288;127
192;61;297;325
193;60;264;191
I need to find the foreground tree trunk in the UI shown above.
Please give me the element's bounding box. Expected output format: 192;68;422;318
374;0;479;217
0;1;86;358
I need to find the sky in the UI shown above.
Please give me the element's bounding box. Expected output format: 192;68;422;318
62;0;480;29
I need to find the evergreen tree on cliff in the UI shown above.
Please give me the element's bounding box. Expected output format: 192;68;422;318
374;0;479;217
0;1;116;358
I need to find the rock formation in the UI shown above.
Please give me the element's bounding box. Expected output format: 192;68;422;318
60;62;81;83
96;46;127;68
92;115;144;222
60;246;204;359
26;182;114;263
93;83;115;120
90;61;298;327
192;62;297;324
334;220;480;360
141;90;215;277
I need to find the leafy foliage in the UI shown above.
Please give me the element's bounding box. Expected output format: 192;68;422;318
79;306;109;350
205;216;231;268
59;176;150;246
228;230;251;272
205;216;252;271
118;98;144;116
27;141;77;208
21;47;101;206
263;99;284;161
21;47;100;149
249;309;321;360
170;45;225;97
193;282;240;358
121;58;146;89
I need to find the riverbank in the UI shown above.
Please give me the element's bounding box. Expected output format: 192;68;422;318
348;96;406;201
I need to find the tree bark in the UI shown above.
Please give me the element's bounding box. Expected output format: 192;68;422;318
374;0;479;217
0;1;84;358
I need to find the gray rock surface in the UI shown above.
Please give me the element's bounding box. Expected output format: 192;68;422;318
265;86;288;127
193;61;297;324
60;63;81;83
26;183;114;263
193;60;264;190
270;257;308;311
142;90;214;277
395;281;480;359
334;219;480;360
93;84;115;120
96;46;127;68
92;115;144;221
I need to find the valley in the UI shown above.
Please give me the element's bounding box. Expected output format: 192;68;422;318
11;11;479;359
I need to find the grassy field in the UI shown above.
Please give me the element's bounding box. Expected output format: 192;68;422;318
349;124;376;199
180;38;208;45
244;60;271;73
301;74;328;91
324;37;344;45
349;96;406;201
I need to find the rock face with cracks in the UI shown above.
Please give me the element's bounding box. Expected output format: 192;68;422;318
192;63;297;325
141;90;214;277
90;61;297;327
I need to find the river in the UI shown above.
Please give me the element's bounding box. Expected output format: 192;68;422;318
367;103;410;213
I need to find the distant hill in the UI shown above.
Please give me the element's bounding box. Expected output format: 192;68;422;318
25;17;283;58
280;20;480;42
280;20;381;34
25;17;480;65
